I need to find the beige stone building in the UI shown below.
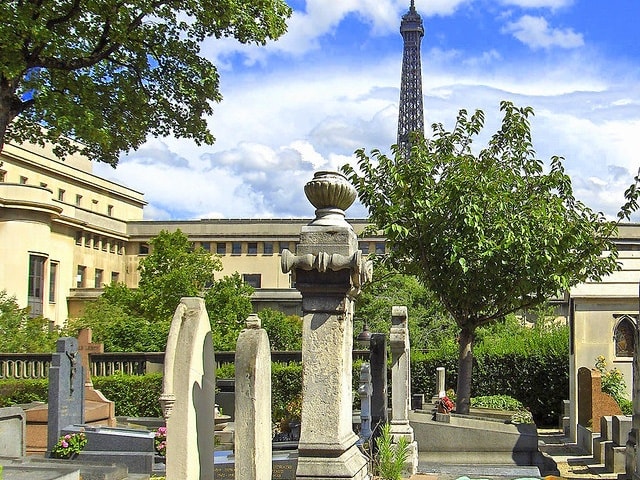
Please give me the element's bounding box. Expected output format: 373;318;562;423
0;141;145;325
0;141;385;324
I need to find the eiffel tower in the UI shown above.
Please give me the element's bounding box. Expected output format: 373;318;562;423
397;0;425;157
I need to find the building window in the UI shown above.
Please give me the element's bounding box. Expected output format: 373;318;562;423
614;316;636;357
201;242;210;252
101;237;107;251
248;242;258;255
93;236;99;249
216;243;227;255
375;242;386;254
117;241;124;255
75;231;82;245
242;274;262;288
0;169;6;182
111;271;119;284
58;189;65;201
48;261;58;303
279;242;290;254
263;242;274;255
75;194;82;206
139;243;149;255
19;176;28;184
359;242;370;254
232;242;242;255
28;255;46;317
107;205;114;216
94;269;103;288
76;265;86;287
110;242;116;254
84;235;90;248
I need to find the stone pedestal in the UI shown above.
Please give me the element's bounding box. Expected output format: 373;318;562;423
389;306;418;476
235;314;272;480
282;171;371;480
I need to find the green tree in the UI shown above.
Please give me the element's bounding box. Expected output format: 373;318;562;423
137;229;222;321
343;101;623;414
0;1;291;165
258;308;303;351
354;262;457;352
205;273;253;351
69;229;253;351
0;290;58;352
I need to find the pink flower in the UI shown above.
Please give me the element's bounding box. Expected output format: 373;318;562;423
61;441;69;448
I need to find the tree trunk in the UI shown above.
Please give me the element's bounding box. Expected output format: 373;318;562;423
455;325;475;415
0;76;24;155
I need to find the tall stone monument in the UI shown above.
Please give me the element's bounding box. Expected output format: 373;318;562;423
47;337;84;454
281;171;372;480
160;297;216;480
235;314;272;480
389;306;418;475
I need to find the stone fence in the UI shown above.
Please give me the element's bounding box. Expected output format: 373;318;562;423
0;351;371;380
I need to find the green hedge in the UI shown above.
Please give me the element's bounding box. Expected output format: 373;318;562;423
411;353;568;425
0;353;568;425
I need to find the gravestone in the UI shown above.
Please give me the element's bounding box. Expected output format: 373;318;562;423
358;363;373;442
281;170;372;480
370;332;388;433
77;328;116;427
47;337;84;454
159;297;215;480
432;366;446;404
0;407;26;457
214;450;298;480
389;305;418;476
577;366;621;433
234;314;271;480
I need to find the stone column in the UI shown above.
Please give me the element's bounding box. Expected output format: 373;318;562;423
160;298;216;480
235;314;272;480
432;366;446;404
389;306;418;476
282;171;372;480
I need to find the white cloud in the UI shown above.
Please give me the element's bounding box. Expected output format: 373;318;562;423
502;15;584;50
499;0;574;8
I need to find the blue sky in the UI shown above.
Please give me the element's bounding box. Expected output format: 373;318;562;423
94;0;640;221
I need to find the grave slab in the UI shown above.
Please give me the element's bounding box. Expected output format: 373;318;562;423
213;449;297;480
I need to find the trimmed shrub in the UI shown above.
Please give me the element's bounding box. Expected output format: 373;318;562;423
0;378;48;406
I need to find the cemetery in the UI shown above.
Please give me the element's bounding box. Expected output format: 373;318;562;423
1;170;638;480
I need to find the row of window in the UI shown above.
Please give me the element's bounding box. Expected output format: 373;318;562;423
0;170;115;217
76;265;119;288
76;232;125;254
145;241;387;256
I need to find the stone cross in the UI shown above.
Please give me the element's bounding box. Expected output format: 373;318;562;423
235;314;272;480
47;337;84;454
389;306;418;476
358;363;373;443
77;328;103;388
281;171;372;480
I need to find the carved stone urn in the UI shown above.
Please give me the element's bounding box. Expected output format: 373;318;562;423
303;171;357;226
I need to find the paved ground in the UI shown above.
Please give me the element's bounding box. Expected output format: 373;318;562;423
408;428;624;480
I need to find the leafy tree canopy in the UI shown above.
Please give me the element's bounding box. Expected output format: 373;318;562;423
68;229;253;351
0;290;58;352
343;101;631;413
0;0;291;165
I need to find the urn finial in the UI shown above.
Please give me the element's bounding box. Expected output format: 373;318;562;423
304;171;356;226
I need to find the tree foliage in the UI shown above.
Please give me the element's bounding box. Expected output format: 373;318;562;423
68;229;253;351
343;101;624;414
0;290;58;352
0;0;291;164
354;262;457;351
258;308;303;351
